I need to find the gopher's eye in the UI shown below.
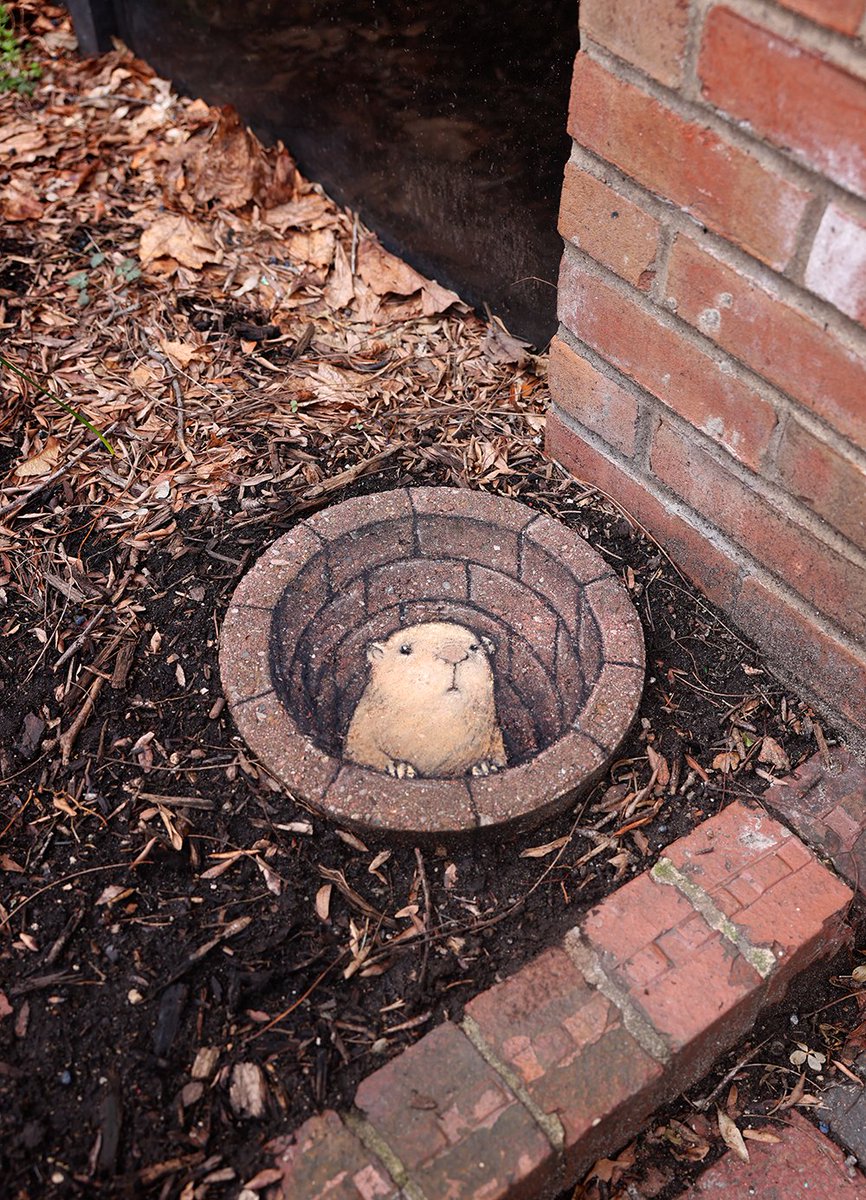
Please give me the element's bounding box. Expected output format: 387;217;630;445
399;644;412;655
469;643;479;652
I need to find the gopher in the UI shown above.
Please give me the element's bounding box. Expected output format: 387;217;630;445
344;621;507;779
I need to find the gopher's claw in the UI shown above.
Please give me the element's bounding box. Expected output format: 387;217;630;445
471;760;502;776
387;760;417;779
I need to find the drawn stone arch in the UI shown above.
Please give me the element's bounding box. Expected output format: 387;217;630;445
220;487;644;843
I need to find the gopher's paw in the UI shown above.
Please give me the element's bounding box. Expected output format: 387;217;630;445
471;760;503;776
386;760;417;779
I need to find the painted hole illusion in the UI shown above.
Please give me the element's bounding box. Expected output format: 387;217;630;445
219;487;645;842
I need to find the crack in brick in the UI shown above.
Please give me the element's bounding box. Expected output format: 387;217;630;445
344;1109;428;1200
650;857;778;978
460;1015;566;1150
562;932;672;1064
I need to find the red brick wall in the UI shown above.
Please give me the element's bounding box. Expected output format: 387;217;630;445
548;0;866;744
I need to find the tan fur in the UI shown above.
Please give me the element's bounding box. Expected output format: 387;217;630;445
344;621;507;778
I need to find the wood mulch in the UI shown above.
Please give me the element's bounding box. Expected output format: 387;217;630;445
1;6;860;1199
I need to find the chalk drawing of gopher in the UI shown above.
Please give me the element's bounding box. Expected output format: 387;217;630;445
344;621;507;779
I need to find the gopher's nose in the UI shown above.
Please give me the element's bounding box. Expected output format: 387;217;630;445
437;643;469;665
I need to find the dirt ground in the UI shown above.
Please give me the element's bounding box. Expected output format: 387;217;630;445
1;6;864;1199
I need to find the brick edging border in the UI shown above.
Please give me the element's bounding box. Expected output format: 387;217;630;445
269;784;855;1199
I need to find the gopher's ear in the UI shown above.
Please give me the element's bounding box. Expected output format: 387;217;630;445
367;641;386;662
481;635;496;656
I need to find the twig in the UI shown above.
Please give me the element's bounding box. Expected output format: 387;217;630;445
60;673;105;764
146;346;194;462
245;953;348;1043
415;847;432;991
692;1036;773;1111
53;605;107;670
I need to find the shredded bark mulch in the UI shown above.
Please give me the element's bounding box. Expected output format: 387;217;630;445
1;6;862;1199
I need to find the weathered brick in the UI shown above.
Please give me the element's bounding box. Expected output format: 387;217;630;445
733;572;866;733
559;162;661;290
582;871;765;1079
664;805;852;1003
805;202;866;328
685;1110;866;1196
270;1110;402;1200
465;946;664;1176
650;419;866;641
354;1022;556;1200
763;747;866;898
548;337;640;457
558;254;779;469
775;0;866;36
665;234;866;448
775;419;866;552
568;54;811;269
699;7;866;199
581;0;690;86
545;412;742;611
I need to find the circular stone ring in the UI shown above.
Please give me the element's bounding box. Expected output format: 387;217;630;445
219;487;645;842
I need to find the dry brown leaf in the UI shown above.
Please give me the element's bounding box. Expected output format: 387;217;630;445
481;322;531;365
712;750;740;774
716;1108;749;1162
282;228;335;270
1;177;45;221
742;1129;782;1144
758;735;791;773
172;108;264;210
139;214;223;272
325;242;355;309
520;834;570;859
265;193;333;231
14;435;61;479
357;238;426;296
646;745;671;788
159;338;200;369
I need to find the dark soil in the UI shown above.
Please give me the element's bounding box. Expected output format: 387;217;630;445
0;465;830;1199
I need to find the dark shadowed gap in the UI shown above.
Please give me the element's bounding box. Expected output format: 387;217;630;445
93;0;580;345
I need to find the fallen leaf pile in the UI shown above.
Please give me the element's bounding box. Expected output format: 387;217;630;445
0;3;549;566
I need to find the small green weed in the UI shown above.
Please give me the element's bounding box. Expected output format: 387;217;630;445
0;4;42;95
0;353;115;455
69;250;141;308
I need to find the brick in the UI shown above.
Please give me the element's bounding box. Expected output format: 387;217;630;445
366;557;468;612
558;162;661;290
776;0;866;36
775;419;866;552
650;419;866;641
582;871;765;1078
665;234;866;448
558;255;779;469
270;1110;402;1200
545;412;742;611
664;801;853;1002
465;946;664;1176
805;202;866;328
568;54;811;269
548;336;640;456
699;8;866;199
581;0;690;87
763;748;866;897
733;572;866;734
685;1110;866;1196
354;1022;556;1200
